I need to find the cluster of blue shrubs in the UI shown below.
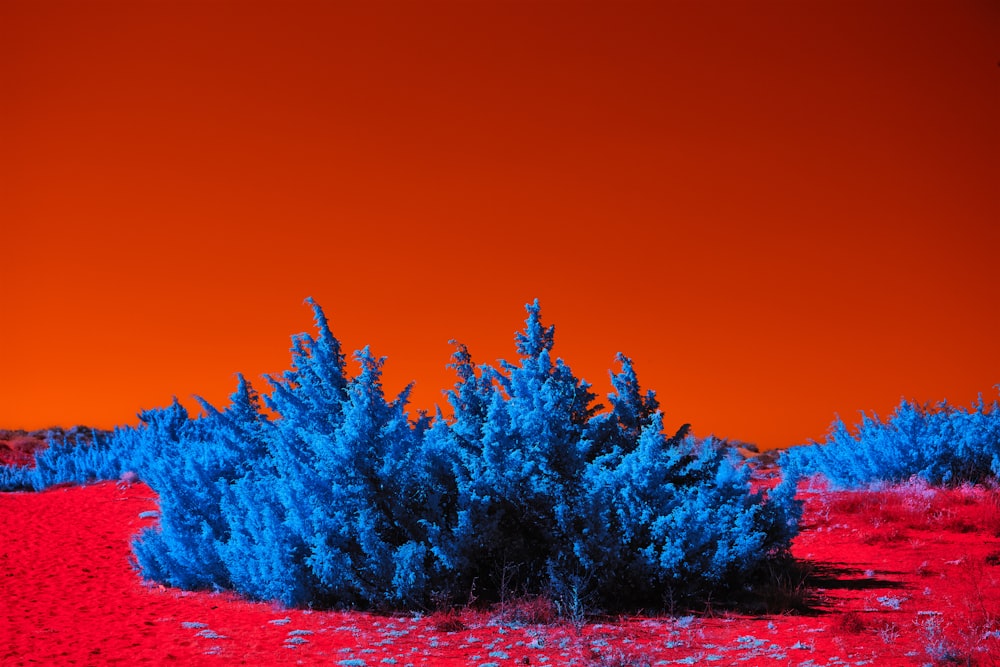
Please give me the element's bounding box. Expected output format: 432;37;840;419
780;393;1000;488
2;299;800;611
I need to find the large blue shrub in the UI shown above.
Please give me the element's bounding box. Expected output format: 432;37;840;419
781;393;1000;488
4;298;800;611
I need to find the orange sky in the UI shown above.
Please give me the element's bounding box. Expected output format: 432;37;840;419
2;1;999;449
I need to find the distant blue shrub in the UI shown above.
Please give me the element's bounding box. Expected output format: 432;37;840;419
0;427;127;491
780;394;1000;488
3;298;800;611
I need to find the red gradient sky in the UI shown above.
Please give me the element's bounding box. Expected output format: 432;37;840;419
2;1;999;449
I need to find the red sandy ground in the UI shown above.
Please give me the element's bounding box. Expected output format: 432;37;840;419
4;477;1000;666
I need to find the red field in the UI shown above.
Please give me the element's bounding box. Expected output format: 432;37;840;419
3;476;1000;666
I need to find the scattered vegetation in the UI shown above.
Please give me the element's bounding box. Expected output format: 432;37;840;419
806;476;1000;547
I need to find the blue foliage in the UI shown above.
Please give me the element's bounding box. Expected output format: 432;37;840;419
780;393;1000;488
2;298;800;611
0;427;127;491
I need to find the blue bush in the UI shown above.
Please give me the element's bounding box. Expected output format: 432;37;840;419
780;393;1000;488
3;298;800;611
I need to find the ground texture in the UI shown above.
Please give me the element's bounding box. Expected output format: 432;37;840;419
3;478;1000;666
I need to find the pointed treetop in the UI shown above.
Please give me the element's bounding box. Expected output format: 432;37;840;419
609;353;658;410
447;340;476;384
515;299;555;358
353;345;387;375
304;297;337;346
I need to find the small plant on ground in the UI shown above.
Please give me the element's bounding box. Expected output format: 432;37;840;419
586;648;653;667
834;610;867;634
493;595;558;627
919;615;964;665
429;609;467;633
